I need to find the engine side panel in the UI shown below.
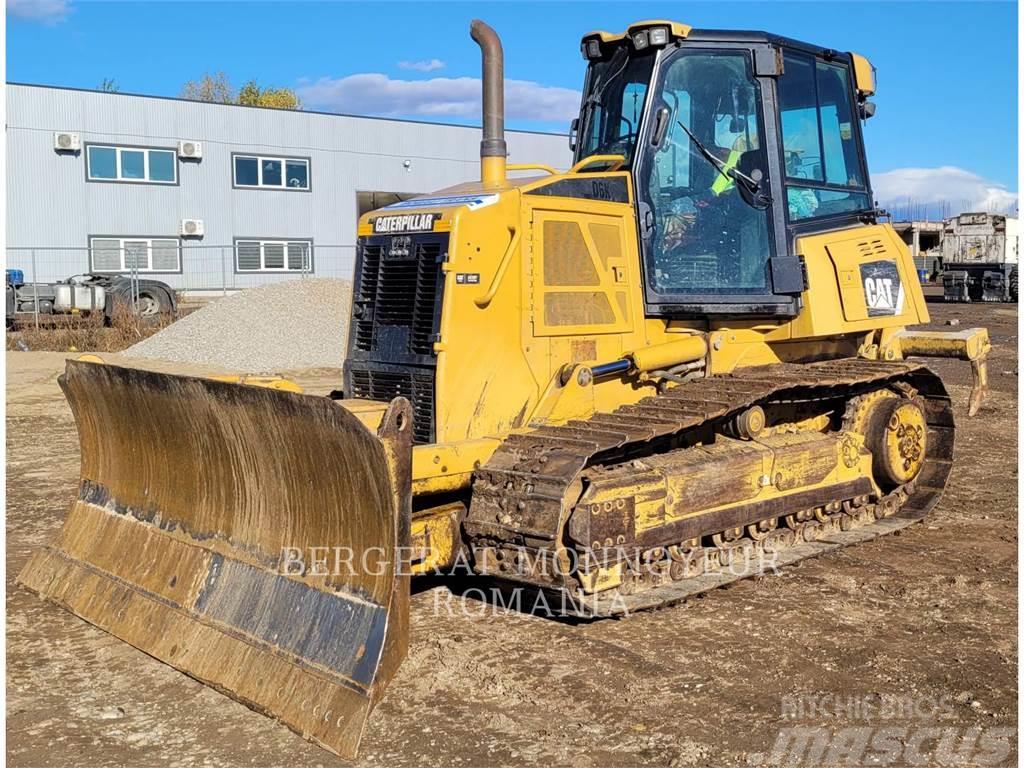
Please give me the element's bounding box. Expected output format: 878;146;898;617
792;222;929;337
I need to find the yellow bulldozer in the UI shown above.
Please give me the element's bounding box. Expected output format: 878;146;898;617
20;19;991;759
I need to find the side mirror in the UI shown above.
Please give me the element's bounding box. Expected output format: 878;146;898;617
650;106;671;148
569;118;579;152
859;100;876;120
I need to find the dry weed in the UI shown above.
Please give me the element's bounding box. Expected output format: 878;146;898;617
7;304;178;353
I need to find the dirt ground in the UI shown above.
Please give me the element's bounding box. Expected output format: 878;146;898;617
6;295;1017;767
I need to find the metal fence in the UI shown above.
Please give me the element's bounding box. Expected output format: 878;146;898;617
5;243;357;296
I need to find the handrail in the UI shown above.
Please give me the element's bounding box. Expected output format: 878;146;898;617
507;163;559;175
568;153;627;174
474;226;519;308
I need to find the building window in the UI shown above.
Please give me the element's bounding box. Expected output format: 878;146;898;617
235;239;312;272
89;237;181;272
86;145;177;184
233;154;310;190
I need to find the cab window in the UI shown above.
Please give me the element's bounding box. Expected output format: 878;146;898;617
778;51;870;220
577;49;655;164
642;50;773;296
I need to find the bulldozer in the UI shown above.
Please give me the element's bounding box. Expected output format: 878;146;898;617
20;19;992;760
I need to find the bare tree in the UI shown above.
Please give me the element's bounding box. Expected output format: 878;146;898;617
180;72;234;104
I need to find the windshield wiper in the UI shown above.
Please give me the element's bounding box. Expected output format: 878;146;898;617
675;120;770;209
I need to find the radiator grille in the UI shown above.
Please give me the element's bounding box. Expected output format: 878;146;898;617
348;366;435;445
352;243;381;352
352;235;444;357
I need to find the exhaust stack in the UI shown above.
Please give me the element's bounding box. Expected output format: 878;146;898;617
470;19;507;186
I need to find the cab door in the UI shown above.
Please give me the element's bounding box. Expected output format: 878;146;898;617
634;43;800;317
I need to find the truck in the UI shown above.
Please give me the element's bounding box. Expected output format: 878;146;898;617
6;269;177;328
940;212;1019;302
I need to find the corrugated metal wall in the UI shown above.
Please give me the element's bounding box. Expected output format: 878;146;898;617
6;84;573;289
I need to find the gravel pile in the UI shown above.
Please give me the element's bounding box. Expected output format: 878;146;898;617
125;278;352;372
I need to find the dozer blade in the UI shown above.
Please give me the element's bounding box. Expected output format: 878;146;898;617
17;360;413;759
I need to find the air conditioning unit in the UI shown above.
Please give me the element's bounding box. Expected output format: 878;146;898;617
177;140;203;159
180;219;205;237
53;132;81;152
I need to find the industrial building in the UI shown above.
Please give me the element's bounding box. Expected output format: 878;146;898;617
892;219;945;276
5;83;570;291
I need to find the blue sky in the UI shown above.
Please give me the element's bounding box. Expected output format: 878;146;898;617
6;0;1019;213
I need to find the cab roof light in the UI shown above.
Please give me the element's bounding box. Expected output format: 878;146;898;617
580;21;690;53
582;38;602;60
648;26;670;46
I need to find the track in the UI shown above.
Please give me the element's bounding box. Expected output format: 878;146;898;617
465;358;954;616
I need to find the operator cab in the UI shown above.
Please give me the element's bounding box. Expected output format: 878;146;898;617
573;21;877;317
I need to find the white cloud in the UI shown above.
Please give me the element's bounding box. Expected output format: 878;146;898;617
7;0;70;23
297;73;580;123
873;166;1018;214
398;59;446;73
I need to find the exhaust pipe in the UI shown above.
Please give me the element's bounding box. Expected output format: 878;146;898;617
470;19;507;186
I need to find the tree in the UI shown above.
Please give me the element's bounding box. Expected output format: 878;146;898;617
179;73;301;110
237;80;301;110
98;78;120;92
179;72;234;104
